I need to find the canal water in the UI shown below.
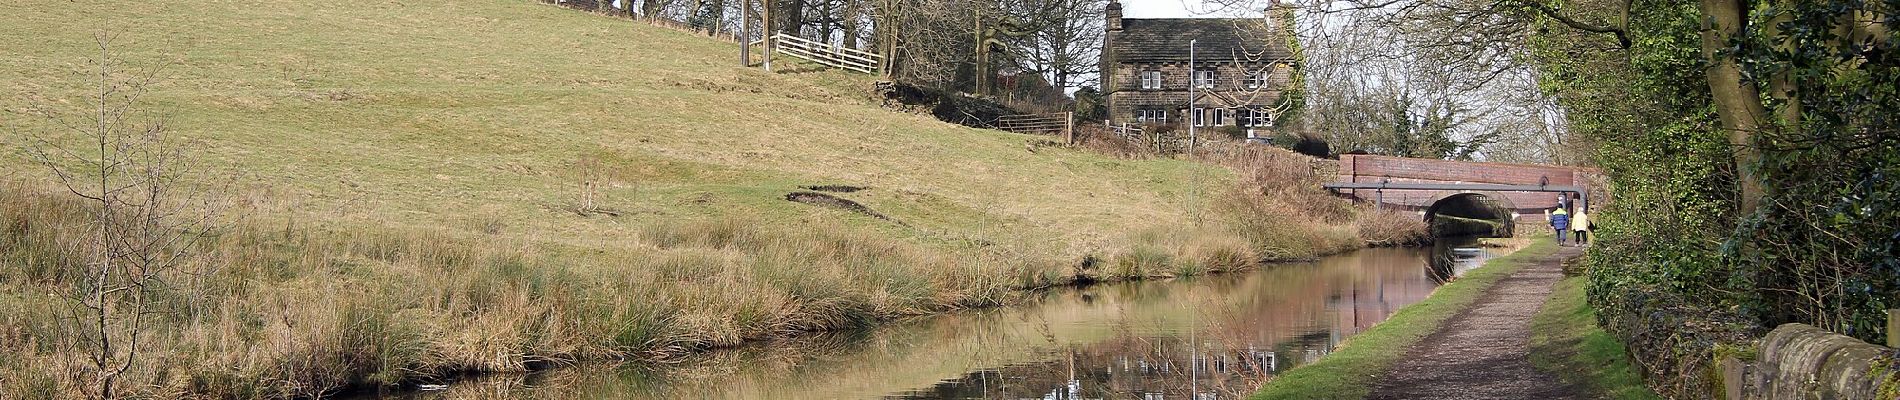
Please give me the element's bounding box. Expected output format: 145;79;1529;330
383;238;1511;399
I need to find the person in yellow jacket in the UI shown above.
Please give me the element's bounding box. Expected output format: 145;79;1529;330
1572;209;1590;245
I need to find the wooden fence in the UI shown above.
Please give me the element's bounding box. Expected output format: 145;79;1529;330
764;33;882;74
1104;120;1193;154
997;112;1075;143
1105;120;1145;140
539;1;886;75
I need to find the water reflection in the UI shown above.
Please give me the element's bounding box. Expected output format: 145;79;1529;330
377;245;1507;400
1427;236;1492;284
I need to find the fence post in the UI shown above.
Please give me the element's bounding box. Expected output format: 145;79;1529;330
1888;309;1898;348
1065;112;1075;144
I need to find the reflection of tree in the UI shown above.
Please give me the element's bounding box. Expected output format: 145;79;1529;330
1426;240;1459;284
1426;237;1486;285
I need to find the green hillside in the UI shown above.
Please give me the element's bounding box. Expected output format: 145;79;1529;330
0;1;1387;397
3;0;1214;252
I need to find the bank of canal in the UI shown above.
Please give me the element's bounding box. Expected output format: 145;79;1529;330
371;238;1521;399
1251;237;1563;400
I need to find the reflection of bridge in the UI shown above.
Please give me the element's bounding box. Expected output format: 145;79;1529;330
1322;155;1599;230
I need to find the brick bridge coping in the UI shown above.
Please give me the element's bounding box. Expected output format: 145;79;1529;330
1329;154;1602;223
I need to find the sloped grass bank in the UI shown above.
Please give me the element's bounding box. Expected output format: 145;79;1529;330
1529;274;1664;399
0;176;1387;398
1250;238;1558;400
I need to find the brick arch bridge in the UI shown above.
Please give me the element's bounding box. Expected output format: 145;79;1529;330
1323;154;1600;226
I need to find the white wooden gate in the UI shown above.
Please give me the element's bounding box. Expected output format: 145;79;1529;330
997;112;1075;144
761;33;882;74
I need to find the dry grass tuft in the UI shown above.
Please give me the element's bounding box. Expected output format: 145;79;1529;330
1356;208;1431;247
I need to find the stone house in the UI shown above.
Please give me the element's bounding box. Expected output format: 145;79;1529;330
1101;1;1297;138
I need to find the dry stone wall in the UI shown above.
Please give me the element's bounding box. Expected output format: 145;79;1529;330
1721;323;1898;400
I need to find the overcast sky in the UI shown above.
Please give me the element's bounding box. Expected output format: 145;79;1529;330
1120;0;1263;18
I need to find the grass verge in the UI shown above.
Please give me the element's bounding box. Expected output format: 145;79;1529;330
1528;272;1663;399
1249;237;1559;400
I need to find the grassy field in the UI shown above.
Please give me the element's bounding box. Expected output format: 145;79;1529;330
1248;238;1559;400
1;0;1211;255
0;0;1409;397
1529;273;1664;399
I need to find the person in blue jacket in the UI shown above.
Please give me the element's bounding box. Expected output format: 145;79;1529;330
1548;207;1571;245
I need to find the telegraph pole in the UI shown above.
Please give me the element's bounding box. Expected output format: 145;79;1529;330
1188;38;1202;226
1188;39;1198;155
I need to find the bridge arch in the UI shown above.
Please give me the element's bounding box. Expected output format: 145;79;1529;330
1423;192;1517;237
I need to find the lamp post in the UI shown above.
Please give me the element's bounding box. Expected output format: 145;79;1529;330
1187;39;1198;155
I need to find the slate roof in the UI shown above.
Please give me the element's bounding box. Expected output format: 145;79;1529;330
1112;18;1289;63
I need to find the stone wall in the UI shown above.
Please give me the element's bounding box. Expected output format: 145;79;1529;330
1721;323;1898;400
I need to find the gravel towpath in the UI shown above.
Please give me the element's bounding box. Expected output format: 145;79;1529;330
1366;246;1587;400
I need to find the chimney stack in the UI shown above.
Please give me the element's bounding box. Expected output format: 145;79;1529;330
1106;0;1123;32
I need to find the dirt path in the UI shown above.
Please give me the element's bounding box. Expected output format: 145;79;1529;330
1367;246;1586;400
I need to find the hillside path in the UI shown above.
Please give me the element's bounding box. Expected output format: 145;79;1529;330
1366;246;1586;400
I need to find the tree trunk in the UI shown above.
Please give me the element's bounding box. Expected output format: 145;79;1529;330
764;0;774;71
643;0;664;19
876;0;897;76
1698;0;1767;216
842;0;861;49
782;0;806;36
741;0;752;66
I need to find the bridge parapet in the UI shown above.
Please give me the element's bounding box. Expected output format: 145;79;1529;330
1330;154;1601;222
1339;154;1585;187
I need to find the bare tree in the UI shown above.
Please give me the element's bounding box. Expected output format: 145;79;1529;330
1189;0;1609;162
1006;0;1105;90
23;33;229;399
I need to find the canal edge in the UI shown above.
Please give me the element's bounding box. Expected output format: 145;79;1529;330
1249;236;1564;400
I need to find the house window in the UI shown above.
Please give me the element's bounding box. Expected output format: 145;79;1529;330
1192;108;1226;127
1137;109;1168;124
1246;70;1268;89
1238;107;1274;127
1193;69;1216;89
1139;70;1163;89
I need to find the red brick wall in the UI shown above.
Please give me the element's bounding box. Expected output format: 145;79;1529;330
1339;154;1582;186
1332;154;1598;221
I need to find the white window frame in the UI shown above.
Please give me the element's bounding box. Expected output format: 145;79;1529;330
1193;69;1216;89
1139;70;1163;89
1245;70;1267;89
1137;109;1168;124
1192;108;1226;127
1239;107;1273;127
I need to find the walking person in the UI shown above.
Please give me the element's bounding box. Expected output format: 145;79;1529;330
1572;209;1589;245
1548;207;1570;245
